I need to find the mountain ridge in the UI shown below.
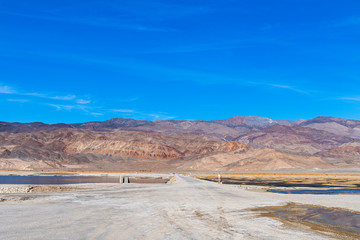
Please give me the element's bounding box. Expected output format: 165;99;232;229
1;115;359;171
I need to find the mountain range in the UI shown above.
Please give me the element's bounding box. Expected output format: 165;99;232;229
0;116;359;171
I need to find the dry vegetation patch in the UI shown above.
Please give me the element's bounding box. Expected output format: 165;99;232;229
190;173;360;188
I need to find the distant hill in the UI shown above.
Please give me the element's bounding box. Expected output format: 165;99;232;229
0;116;359;171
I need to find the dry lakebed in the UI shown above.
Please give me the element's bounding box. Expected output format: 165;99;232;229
0;172;359;239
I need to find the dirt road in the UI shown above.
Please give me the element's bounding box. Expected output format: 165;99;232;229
0;175;359;239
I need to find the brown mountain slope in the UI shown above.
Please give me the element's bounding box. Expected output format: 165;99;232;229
130;120;241;139
0;121;70;133
236;125;358;155
176;148;331;171
0;128;334;171
2;116;360;140
212;115;296;128
0;129;247;170
0;116;298;138
316;143;360;165
300;116;360;138
2;116;360;171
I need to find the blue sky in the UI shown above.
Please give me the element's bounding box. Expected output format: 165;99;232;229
1;0;360;123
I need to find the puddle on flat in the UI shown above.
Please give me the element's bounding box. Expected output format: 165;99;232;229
201;177;332;187
0;175;169;184
199;177;360;188
268;189;360;195
0;175;120;184
252;203;360;239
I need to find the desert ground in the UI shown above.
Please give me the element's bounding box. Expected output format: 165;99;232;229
0;173;360;239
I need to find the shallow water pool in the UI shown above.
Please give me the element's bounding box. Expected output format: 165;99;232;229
0;175;119;185
268;188;360;195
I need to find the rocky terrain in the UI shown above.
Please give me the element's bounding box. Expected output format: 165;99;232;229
236;125;356;154
0;116;359;171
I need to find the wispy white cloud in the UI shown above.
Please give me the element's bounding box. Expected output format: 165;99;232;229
268;84;309;94
47;103;106;119
1;82;174;120
340;96;360;101
48;104;76;111
110;108;175;120
111;109;135;113
249;81;310;95
6;50;313;99
90;112;103;117
48;103;91;112
7;98;29;103
42;53;243;85
147;113;176;120
39;52;315;96
0;82;92;103
0;85;16;94
51;95;76;100
0;82;99;116
23;92;76;101
76;99;91;104
40;53;308;96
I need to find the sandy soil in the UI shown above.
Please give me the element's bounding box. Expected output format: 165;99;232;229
0;185;79;194
0;175;359;239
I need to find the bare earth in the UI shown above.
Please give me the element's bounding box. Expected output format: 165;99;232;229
1;175;359;239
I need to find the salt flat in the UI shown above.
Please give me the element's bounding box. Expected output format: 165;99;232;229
0;175;359;239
